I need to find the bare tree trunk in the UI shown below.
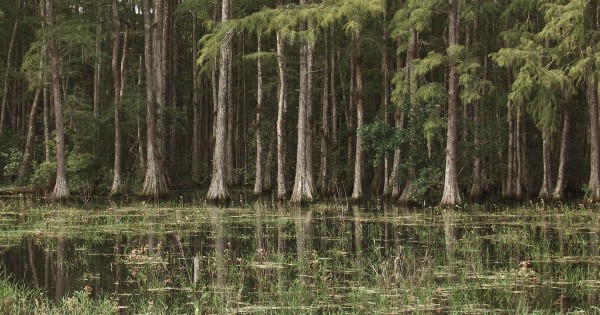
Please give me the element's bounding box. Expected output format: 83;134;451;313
291;11;313;203
553;96;569;200
587;74;600;200
381;2;391;195
263;136;274;192
141;0;167;196
254;35;264;195
398;32;416;203
470;43;486;201
505;112;514;198
538;129;553;200
330;28;339;190
206;0;231;201
46;0;69;199
110;0;123;195
157;0;171;186
306;43;315;193
43;86;51;162
318;31;330;195
93;22;102;119
276;31;287;200
440;0;461;206
331;27;338;148
15;89;41;186
347;61;355;166
351;44;364;201
226;41;235;186
192;14;201;183
0;0;23;135
516;107;523;199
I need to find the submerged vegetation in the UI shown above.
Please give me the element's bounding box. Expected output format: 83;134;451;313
0;201;599;314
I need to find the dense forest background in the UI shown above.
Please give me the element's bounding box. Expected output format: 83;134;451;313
0;0;599;205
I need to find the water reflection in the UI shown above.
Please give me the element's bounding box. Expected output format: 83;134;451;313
0;203;599;313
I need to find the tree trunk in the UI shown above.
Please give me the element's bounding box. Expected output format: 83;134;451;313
15;89;40;186
263;136;274;192
538;129;553;200
291;12;313;203
47;0;69;199
306;42;315;194
587;74;600;200
381;3;391;196
318;31;330;195
93;22;102;119
43;86;51;162
206;0;232;201
347;60;355;167
553;96;569;200
254;35;264;195
276;30;287;200
505;112;514;198
399;32;416;203
192;14;201;183
0;0;23;135
141;0;167;196
470;44;486;201
351;48;364;201
110;0;123;195
516;107;524;199
440;0;461;206
331;27;338;149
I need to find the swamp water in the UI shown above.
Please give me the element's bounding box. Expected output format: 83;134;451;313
0;201;599;314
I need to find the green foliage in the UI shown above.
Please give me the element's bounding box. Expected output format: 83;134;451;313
1;148;22;177
30;161;56;191
197;0;383;71
411;163;444;204
174;0;212;22
413;52;445;77
390;0;440;52
458;59;494;106
423;115;444;159
67;152;98;193
358;118;401;167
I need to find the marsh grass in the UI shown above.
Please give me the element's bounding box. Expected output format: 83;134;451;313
0;202;599;314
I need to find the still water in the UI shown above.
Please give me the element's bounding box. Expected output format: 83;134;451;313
1;201;599;314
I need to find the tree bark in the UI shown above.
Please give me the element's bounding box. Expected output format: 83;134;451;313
263;136;274;192
15;89;40;186
381;3;391;196
553;96;569;200
538;129;553;200
254;35;264;195
318;31;330;195
93;22;102;119
351;46;364;201
470;101;483;200
291;10;313;203
110;0;123;195
587;74;600;200
226;35;235;186
43;86;51;162
440;0;461;206
306;42;315;194
46;0;69;199
276;30;287;200
0;0;23;135
141;0;167;196
207;0;232;201
192;14;201;183
398;32;416;203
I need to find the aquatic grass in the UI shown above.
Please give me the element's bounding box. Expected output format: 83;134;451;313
2;201;600;313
